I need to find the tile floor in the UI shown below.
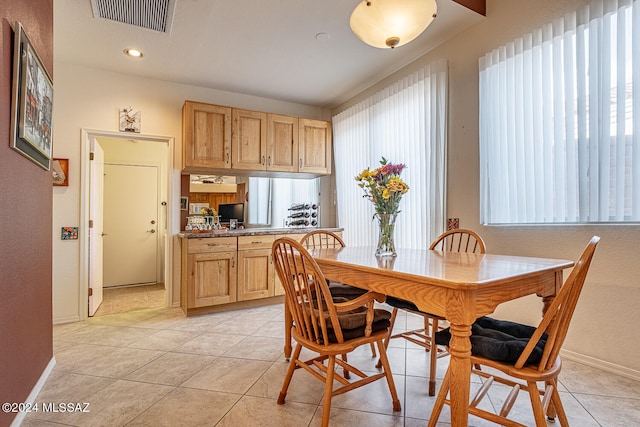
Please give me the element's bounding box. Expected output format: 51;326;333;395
94;284;166;316
24;303;640;427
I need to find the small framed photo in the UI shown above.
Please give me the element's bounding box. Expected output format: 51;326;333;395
52;158;69;186
180;196;188;211
119;107;141;133
10;22;54;170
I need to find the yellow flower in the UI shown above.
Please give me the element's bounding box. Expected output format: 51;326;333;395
382;189;390;199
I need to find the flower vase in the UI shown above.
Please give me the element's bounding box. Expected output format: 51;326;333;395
375;213;397;257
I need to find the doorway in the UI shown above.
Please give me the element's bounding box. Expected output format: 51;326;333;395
103;163;160;287
80;130;173;319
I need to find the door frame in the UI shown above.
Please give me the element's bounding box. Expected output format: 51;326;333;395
79;129;175;320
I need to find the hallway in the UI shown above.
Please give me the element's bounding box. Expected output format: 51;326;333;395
94;284;166;316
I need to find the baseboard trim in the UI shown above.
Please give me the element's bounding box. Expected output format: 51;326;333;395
53;315;81;325
10;356;56;427
561;349;640;382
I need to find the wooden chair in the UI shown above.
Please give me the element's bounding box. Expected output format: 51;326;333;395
299;230;376;358
273;237;401;427
428;236;600;427
379;229;487;396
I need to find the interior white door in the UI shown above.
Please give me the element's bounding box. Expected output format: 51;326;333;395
89;142;105;316
103;163;159;287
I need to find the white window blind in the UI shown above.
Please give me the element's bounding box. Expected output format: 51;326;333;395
332;60;448;248
480;0;640;224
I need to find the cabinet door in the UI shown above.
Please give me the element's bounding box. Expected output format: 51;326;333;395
267;114;298;172
237;248;274;301
187;251;237;308
183;101;231;169
232;109;267;171
299;119;332;175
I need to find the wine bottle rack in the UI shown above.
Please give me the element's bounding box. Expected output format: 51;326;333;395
286;202;319;228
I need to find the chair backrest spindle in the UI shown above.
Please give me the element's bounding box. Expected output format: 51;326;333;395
430;229;486;254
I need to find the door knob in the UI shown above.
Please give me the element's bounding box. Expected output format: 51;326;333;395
150;220;156;224
147;229;156;233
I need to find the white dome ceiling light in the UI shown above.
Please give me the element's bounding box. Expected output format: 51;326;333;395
350;0;438;49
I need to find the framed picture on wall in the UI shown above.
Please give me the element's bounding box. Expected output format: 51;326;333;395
52;158;69;186
10;22;54;170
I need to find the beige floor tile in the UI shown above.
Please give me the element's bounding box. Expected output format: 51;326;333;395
54;343;164;378
224;335;285;361
167;312;238;332
63;380;173;427
125;329;200;351
247;360;325;405
125;352;215;386
209;317;267;335
181;357;272;393
126;387;241;427
559;358;640;399
251;319;286;338
217;395;317;427
173;331;245;356
571;392;640;426
310;406;405;427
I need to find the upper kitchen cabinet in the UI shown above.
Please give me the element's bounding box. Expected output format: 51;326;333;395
267;114;299;173
183;101;231;169
182;101;331;176
232;109;267;171
299;119;332;175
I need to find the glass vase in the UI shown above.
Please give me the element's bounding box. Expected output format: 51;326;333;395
375;213;397;257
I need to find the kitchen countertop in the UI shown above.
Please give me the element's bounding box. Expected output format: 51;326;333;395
178;227;343;239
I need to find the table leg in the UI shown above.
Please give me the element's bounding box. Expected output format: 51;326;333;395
284;299;292;360
448;323;472;427
542;270;563;421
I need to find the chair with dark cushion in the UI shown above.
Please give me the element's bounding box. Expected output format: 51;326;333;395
428;236;600;427
380;229;486;396
273;237;401;427
299;230;376;358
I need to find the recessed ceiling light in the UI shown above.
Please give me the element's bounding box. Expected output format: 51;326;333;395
123;48;143;58
315;32;331;41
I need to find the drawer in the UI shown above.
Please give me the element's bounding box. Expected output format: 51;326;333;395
238;235;275;251
188;237;237;253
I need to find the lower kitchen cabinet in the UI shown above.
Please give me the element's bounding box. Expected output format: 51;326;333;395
237;235;275;301
180;229;342;314
181;237;237;312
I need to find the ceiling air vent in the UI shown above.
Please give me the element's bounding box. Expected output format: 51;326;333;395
90;0;176;33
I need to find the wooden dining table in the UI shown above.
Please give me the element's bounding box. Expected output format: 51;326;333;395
301;246;574;427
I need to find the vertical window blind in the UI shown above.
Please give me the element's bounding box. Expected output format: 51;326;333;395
332;60;448;248
480;0;639;224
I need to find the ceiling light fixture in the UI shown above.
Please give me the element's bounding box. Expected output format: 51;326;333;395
123;48;144;58
350;0;438;49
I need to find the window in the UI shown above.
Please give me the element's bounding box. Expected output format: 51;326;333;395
480;0;639;224
332;61;448;248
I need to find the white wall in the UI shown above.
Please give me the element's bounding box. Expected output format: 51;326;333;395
52;62;331;323
333;0;640;378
